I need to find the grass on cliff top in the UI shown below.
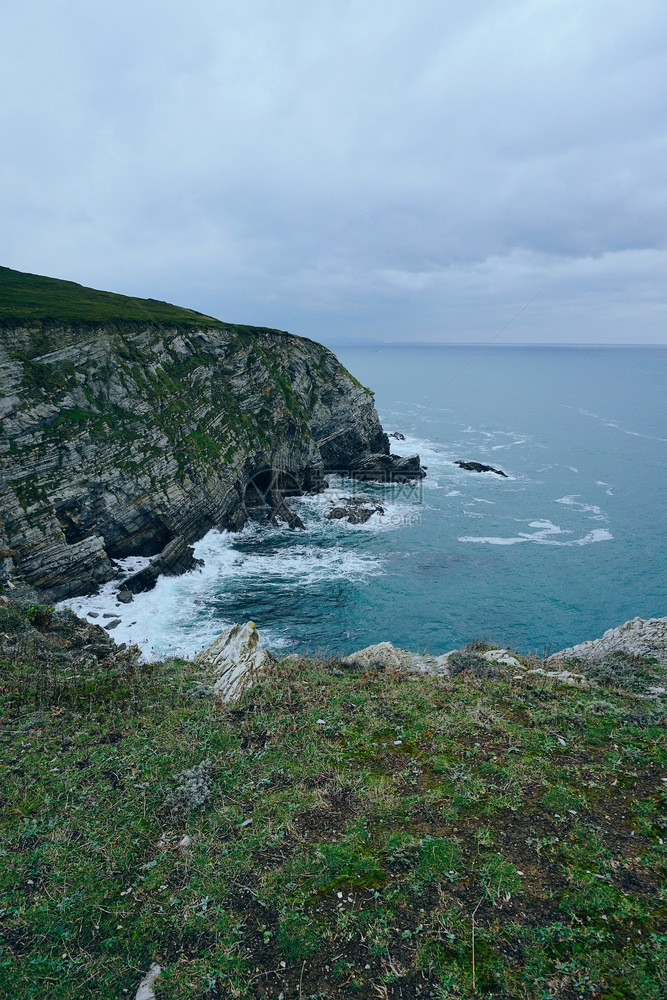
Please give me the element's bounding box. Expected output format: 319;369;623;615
0;266;293;337
0;603;665;1000
0;265;227;328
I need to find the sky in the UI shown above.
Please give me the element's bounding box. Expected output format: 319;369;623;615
1;0;666;345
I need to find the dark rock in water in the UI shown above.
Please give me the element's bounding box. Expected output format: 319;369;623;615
105;618;122;630
390;431;406;440
347;506;382;525
326;496;385;525
455;461;508;477
117;589;133;604
267;489;306;531
391;454;426;479
327;507;348;521
349;452;426;483
123;535;204;594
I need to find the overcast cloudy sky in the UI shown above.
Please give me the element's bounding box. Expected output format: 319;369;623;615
2;0;666;344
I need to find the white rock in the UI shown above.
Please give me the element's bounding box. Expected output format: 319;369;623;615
135;963;162;1000
526;668;589;686
194;622;274;702
342;641;451;675
483;648;521;667
548;616;667;667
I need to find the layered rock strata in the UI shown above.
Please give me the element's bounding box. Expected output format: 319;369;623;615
0;280;423;599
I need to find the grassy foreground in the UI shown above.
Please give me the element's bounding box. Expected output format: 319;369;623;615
0;603;665;999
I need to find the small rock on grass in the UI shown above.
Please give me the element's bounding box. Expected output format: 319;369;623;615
342;641;451;675
483;648;521;667
135;963;161;1000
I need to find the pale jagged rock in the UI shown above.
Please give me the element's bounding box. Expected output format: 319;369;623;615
194;622;274;701
342;641;451;675
483;648;521;667
548;616;667;668
135;962;162;1000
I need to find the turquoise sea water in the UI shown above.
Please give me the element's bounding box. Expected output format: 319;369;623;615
63;346;667;660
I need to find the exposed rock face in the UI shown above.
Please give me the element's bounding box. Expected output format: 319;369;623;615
455;460;508;477
194;622;274;701
0;290;422;599
548;616;667;667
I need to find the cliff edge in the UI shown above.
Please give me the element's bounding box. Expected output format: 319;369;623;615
0;266;421;599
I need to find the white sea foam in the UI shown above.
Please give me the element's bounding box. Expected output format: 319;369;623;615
59;522;386;661
554;495;607;519
490;438;528;451
536;464;578;474
565;405;667;443
459;519;612;546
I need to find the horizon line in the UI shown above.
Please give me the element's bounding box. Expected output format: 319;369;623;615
326;340;667;348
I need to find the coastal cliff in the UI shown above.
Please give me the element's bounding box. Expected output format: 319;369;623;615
0;266;420;600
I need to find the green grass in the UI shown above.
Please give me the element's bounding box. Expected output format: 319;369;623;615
0;604;665;998
0;266;230;328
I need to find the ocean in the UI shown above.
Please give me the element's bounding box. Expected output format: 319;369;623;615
61;345;667;661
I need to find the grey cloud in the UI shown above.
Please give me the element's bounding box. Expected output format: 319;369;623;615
1;0;665;343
